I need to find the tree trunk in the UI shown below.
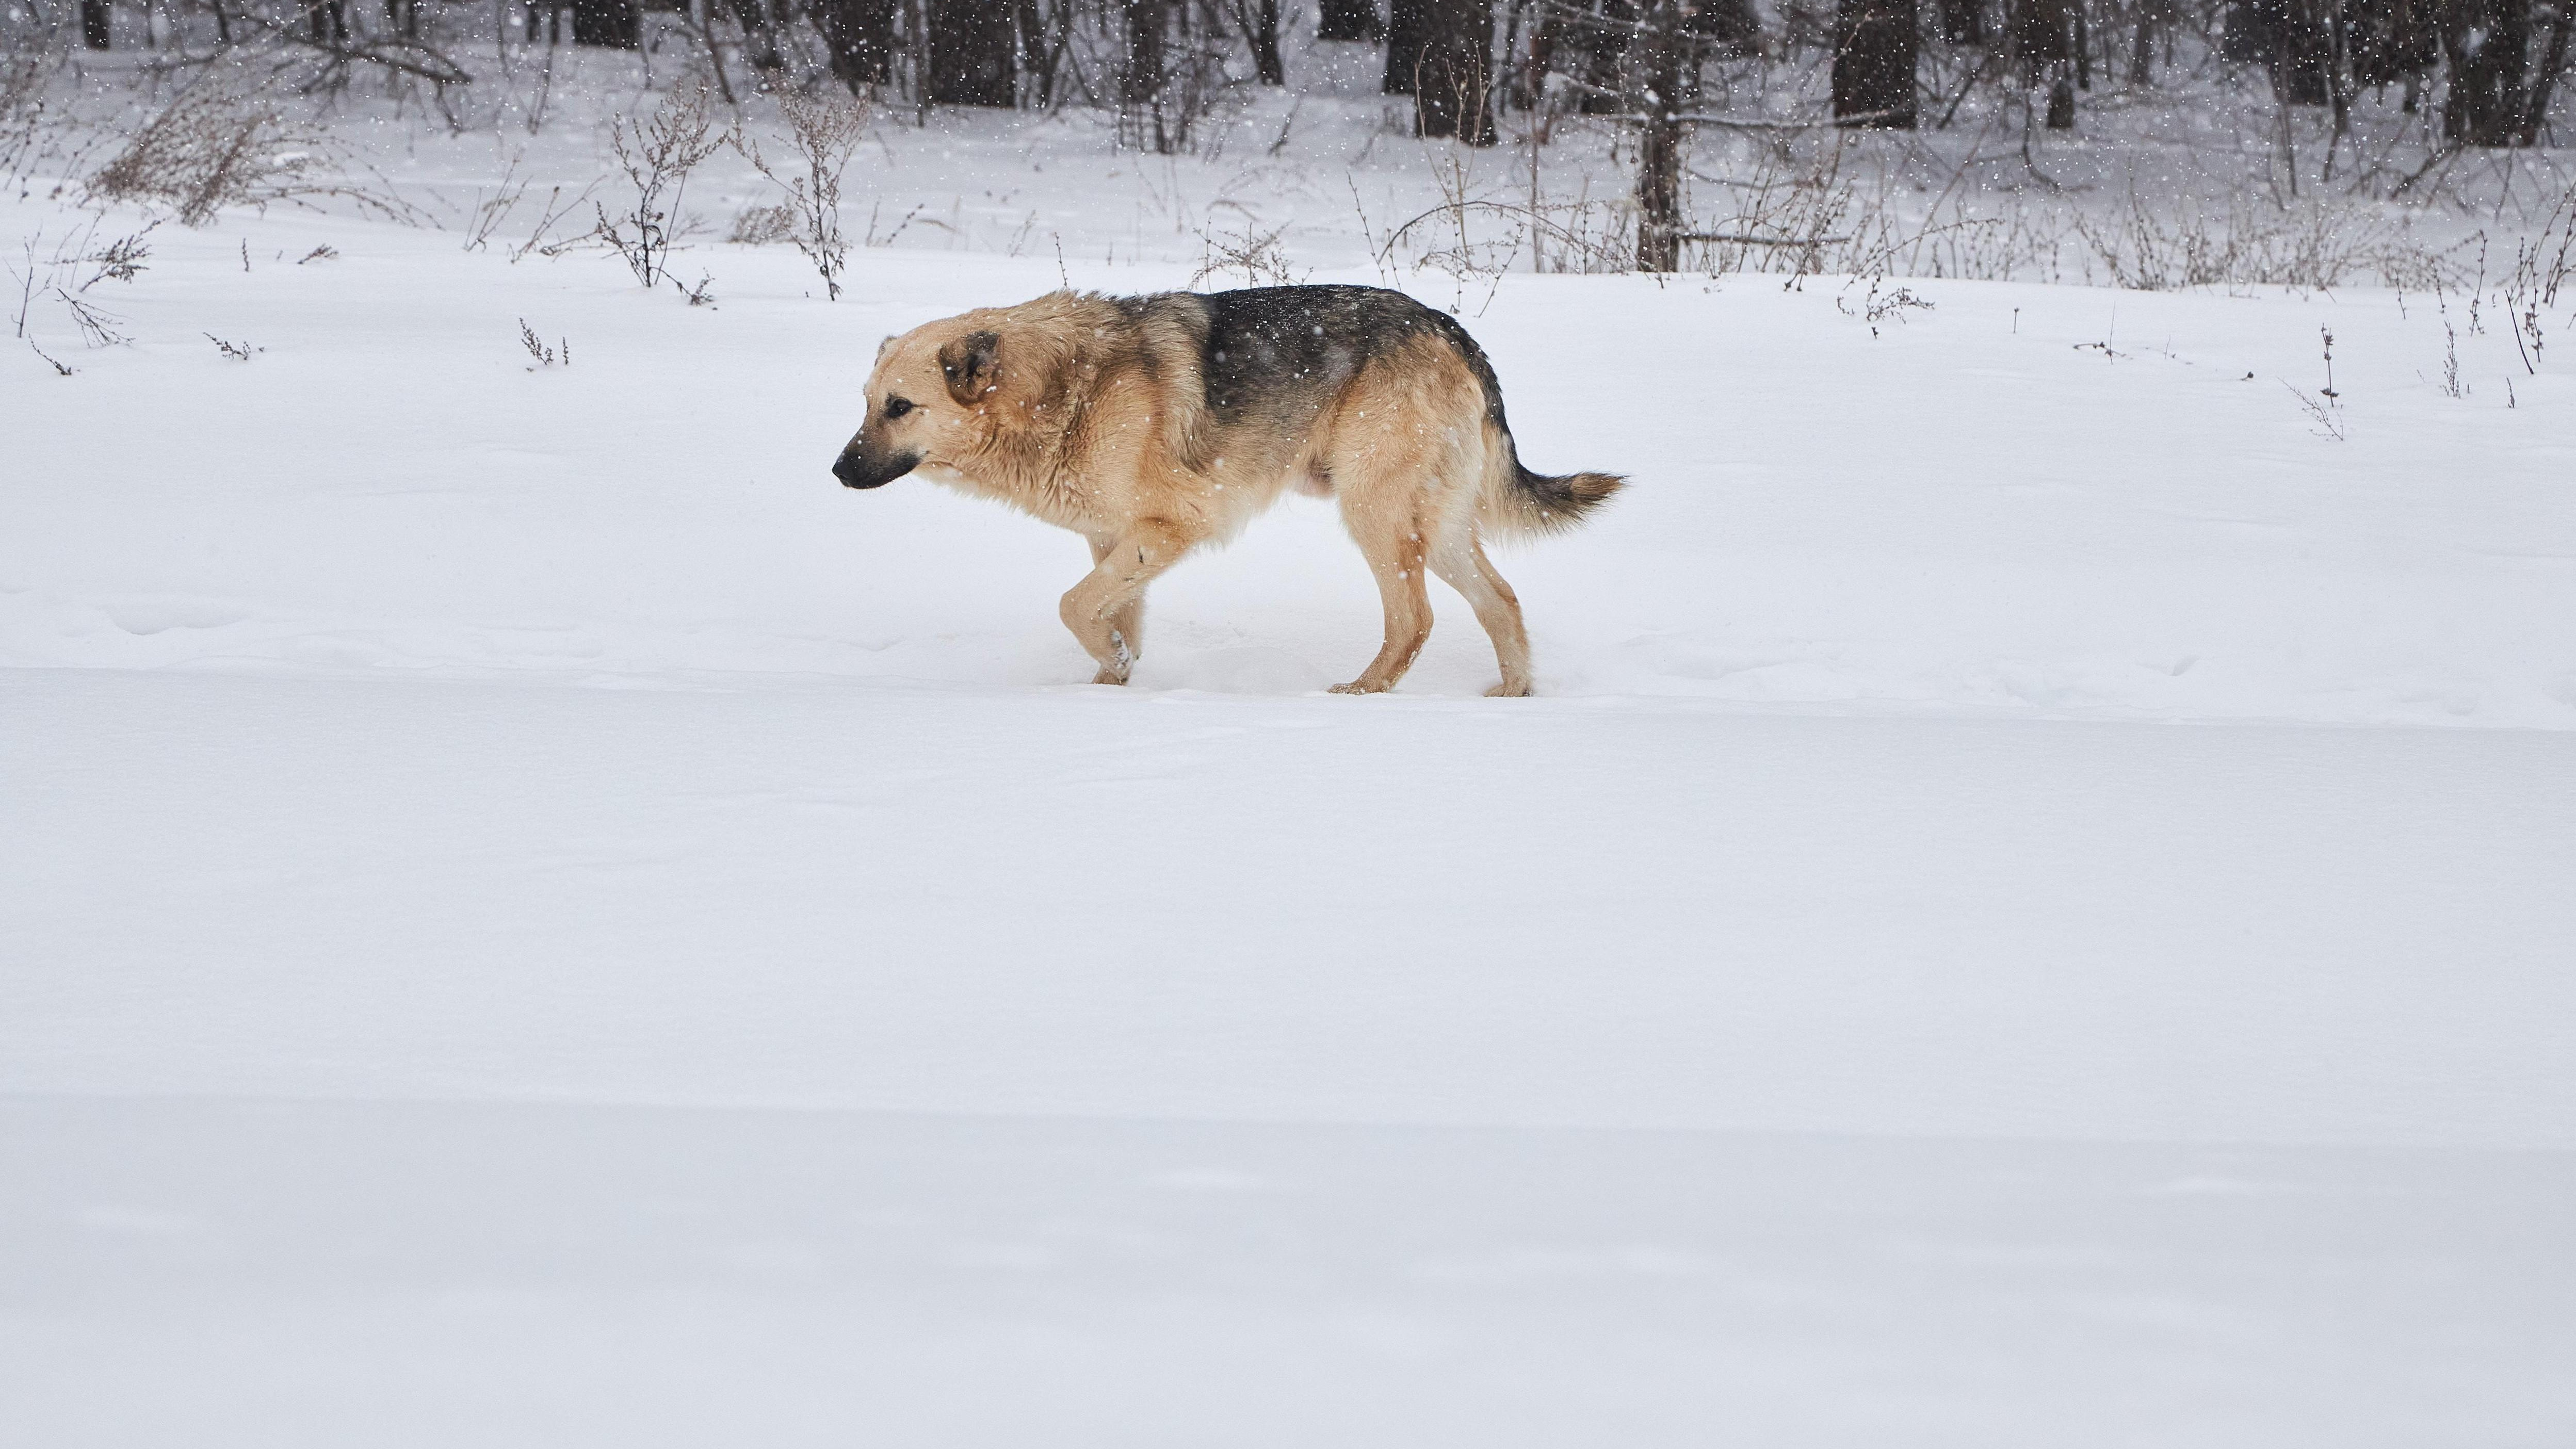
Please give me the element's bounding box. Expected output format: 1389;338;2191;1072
2258;0;2332;103
1692;0;1762;52
2326;0;2353;132
1120;0;1171;145
1251;0;1287;82
814;0;899;88
81;0;111;47
1414;0;1496;141
570;0;638;46
2444;0;2532;143
1939;0;1983;43
1833;0;1920;126
721;0;785;71
2013;0;2073;59
1013;0;1055;104
1122;0;1166;109
1576;0;1633;113
2351;0;2439;83
2521;0;2571;144
1319;0;1381;38
1385;0;1427;90
2219;0;2270;60
2014;0;2080;127
2046;67;2077;122
1520;11;1559;106
930;0;1019;104
1633;0;1686;270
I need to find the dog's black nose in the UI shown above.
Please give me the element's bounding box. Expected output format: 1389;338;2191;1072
832;448;916;490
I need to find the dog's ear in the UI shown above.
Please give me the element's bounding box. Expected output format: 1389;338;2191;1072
874;334;897;362
939;329;1001;406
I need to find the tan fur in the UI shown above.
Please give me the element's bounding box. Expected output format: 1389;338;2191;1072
843;291;1605;695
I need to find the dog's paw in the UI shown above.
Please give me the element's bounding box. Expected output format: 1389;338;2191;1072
1091;666;1130;686
1327;680;1386;695
1485;679;1531;698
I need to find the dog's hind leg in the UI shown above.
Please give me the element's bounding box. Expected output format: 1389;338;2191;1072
1329;493;1434;695
1428;528;1533;697
1320;347;1494;695
1062;519;1194;685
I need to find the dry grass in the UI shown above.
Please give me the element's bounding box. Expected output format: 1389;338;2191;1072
2072;194;2468;292
594;85;728;289
1362;118;2488;298
737;89;865;301
1190;219;1305;287
1;55;48;189
728;204;798;246
9;217;156;352
85;72;410;227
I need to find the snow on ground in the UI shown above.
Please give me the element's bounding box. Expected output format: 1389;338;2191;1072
4;124;2575;1444
9;209;2570;722
8;1096;2572;1448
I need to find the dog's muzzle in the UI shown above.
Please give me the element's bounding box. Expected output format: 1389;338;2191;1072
833;446;918;490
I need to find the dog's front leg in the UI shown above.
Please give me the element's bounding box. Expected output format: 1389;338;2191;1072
1062;520;1193;685
1084;535;1151;675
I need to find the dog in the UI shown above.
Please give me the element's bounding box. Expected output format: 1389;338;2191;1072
832;285;1621;696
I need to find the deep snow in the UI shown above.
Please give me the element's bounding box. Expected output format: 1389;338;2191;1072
5;141;2575;1443
7;1096;2572;1449
9;218;2571;723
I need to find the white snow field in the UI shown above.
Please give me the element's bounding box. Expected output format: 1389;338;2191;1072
6;192;2576;1446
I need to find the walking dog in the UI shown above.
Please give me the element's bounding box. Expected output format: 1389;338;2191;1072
831;285;1621;695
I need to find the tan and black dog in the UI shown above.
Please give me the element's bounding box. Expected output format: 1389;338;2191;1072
832;285;1621;696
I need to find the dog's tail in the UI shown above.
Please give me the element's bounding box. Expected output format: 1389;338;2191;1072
1477;420;1625;538
1431;313;1623;537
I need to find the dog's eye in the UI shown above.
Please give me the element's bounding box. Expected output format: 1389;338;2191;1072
883;396;915;420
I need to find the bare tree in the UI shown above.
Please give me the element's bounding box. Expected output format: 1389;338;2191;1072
1385;0;1427;89
1833;0;1920;126
1319;0;1383;39
1013;0;1065;105
930;0;1018;104
813;0;900;90
1122;0;1170;141
1413;0;1496;141
2262;0;2336;105
2523;0;2573;144
1226;0;1288;82
2013;0;2081;129
570;0;638;47
2348;0;2440;92
1527;0;1641;116
2129;0;2167;84
2444;0;2517;144
721;0;786;72
1634;0;1686;269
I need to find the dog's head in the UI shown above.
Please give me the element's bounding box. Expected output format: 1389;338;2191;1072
832;318;1012;491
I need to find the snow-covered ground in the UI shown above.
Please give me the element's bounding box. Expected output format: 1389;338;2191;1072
6;98;2575;1443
